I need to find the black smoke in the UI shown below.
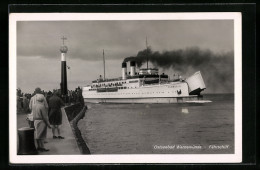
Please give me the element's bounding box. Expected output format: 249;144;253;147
124;47;234;93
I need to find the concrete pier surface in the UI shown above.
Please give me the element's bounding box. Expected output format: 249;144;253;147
17;108;81;155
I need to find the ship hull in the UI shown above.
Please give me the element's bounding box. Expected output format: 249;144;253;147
84;95;202;104
83;71;207;104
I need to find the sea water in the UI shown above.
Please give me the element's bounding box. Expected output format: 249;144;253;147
78;94;234;154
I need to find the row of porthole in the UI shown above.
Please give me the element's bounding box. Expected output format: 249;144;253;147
118;87;137;89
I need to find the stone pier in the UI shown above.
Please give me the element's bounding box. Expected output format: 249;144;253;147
17;103;89;155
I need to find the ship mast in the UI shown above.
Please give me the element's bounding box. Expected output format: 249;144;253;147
103;49;105;80
146;37;148;70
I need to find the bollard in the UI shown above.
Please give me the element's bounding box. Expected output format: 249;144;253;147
18;127;37;155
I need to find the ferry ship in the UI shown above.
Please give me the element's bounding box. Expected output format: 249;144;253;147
82;60;207;104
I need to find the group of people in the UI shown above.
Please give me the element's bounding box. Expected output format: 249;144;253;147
16;89;31;113
28;87;65;152
17;87;84;113
17;87;84;152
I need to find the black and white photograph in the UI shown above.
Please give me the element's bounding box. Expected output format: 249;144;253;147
9;12;242;163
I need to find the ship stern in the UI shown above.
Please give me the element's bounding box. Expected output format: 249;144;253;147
185;71;206;95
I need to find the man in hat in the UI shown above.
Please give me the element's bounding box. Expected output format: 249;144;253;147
48;91;65;139
33;94;51;151
28;88;49;142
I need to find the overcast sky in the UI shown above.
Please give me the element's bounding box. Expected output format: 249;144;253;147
17;20;234;93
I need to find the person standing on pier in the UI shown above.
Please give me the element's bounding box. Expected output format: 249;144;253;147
48;91;65;139
33;94;51;151
23;94;29;113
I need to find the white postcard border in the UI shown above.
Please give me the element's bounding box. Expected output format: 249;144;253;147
9;12;242;163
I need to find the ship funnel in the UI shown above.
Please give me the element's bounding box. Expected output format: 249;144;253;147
130;61;136;76
122;62;127;80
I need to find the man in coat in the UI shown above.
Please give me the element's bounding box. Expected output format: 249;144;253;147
33;95;51;151
29;87;48;113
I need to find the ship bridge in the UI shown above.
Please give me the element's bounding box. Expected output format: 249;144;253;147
139;68;158;75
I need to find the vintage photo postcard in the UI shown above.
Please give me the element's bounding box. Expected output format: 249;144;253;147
9;12;242;163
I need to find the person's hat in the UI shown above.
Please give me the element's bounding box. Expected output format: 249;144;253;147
35;87;41;93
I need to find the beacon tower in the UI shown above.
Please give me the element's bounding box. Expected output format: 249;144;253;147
60;36;68;96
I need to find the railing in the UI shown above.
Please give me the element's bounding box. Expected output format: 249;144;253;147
92;74;169;83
